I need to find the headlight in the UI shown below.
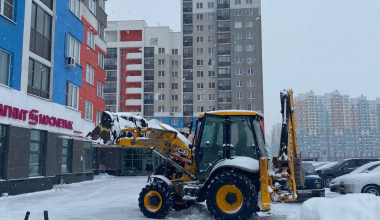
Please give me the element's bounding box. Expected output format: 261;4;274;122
315;179;322;183
316;184;322;189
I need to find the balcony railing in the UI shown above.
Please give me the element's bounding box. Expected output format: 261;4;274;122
217;27;230;32
218;74;231;79
218;86;231;90
105;100;116;105
217;15;230;20
217;38;230;44
183;75;193;81
218;62;231;66
183;99;193;105
183;64;193;69
144;87;154;92
218;50;230;55
184;111;193;116
144;110;154;116
144;64;154;69
218;97;232;102
183;88;193;92
106;76;117;81
144;76;154;81
183;52;193;58
104;88;117;93
144;99;154;104
217;3;230;9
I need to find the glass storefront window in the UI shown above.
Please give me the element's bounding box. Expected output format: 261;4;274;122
61;139;72;173
122;148;154;175
83;142;92;171
29;130;44;176
0;125;6;179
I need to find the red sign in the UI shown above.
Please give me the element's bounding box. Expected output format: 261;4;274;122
0;103;73;130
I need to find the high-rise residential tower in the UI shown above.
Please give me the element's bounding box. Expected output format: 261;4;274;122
181;0;264;127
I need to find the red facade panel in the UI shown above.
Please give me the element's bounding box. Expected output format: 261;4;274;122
120;30;142;42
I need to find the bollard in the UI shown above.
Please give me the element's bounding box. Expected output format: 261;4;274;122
44;211;49;220
24;211;30;220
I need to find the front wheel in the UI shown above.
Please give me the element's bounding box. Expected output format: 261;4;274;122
362;185;380;196
323;176;334;188
138;182;173;219
206;171;257;220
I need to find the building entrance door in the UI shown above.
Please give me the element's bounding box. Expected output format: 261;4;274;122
122;148;153;175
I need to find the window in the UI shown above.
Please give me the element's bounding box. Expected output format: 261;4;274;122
248;104;255;110
61;139;72;173
247;80;254;87
172;49;178;55
66;82;79;109
171;118;179;125
120;95;124;101
29;130;44;176
197;37;203;43
196;14;203;20
246;32;254;39
247;57;254;64
208;48;215;54
208;71;215;77
209;82;216;89
98;53;104;68
235;45;243;52
85;100;93;121
158;82;165;89
0;49;10;86
197;94;203;101
196;3;203;8
246;45;254;51
236;80;243;87
83;142;92;171
208;2;214;8
247;68;254;75
96;112;102;126
208;59;215;65
67;36;80;64
88;0;96;14
172;60;178;67
208;36;215;42
172;106;178;112
246;9;254;16
99;22;105;40
235;57;243;63
209;94;216;101
158;59;165;66
86;64;94;85
208;13;215;20
235;33;242;40
197;106;204;112
197;71;204;77
197;48;204;54
87;28;95;50
97;82;104;98
30;3;52;61
237;93;243;99
247;92;255;99
172;83;178;89
0;125;6;179
158;71;165;77
69;0;81;18
234;10;242;16
99;0;105;11
158;106;165;112
158;48;165;54
197;83;203;89
158;94;165;101
234;22;242;28
27;59;50;99
246;21;254;27
208;25;215;31
246;0;253;4
235;0;241;4
236;68;243;75
172;95;178;101
171;72;178;78
197;60;203;66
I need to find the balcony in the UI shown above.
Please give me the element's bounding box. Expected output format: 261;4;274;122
126;64;142;71
217;15;230;20
218;62;231;67
126;53;143;59
218;38;230;44
126;88;142;94
183;88;193;92
219;86;231;90
126;76;142;82
144;99;154;104
218;50;230;55
184;111;193;116
183;99;193;105
218;97;232;102
144;87;154;92
144;75;154;81
218;74;231;79
217;27;230;32
126;99;143;106
217;3;230;9
104;88;117;93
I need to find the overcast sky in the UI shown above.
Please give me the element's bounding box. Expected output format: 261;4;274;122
106;0;380;134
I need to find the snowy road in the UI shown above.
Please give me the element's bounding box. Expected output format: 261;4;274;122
0;175;341;220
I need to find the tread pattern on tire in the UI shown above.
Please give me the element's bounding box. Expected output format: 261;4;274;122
206;171;258;220
323;176;334;188
362;185;380;195
138;182;174;219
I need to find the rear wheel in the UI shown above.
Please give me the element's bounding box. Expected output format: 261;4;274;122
323;176;334;188
362;185;380;196
206;171;257;220
138;183;173;219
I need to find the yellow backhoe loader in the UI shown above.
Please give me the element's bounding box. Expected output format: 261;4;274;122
87;89;304;220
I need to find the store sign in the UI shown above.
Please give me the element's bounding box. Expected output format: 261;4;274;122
0;103;73;130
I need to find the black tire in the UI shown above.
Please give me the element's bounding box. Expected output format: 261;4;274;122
172;195;195;211
206;171;257;220
138;182;173;219
362;185;380;196
323;176;334;188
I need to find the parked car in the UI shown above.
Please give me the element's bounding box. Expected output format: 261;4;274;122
329;161;380;196
297;163;325;198
315;162;338;171
316;158;380;187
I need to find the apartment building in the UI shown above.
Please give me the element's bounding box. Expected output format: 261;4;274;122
295;91;380;161
0;0;107;195
181;0;264;127
104;21;183;128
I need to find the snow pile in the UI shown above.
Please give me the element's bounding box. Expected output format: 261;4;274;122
300;194;380;220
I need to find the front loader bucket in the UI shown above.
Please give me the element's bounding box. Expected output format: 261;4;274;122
86;112;113;144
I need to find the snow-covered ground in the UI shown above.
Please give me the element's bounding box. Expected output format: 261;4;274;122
0;175;342;220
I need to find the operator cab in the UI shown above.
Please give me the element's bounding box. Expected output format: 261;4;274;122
193;111;267;180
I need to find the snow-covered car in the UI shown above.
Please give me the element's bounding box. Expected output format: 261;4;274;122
315;161;338;171
329;161;380;196
297;163;325;198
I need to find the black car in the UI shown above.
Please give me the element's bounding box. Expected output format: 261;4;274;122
297;163;325;198
316;158;380;187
